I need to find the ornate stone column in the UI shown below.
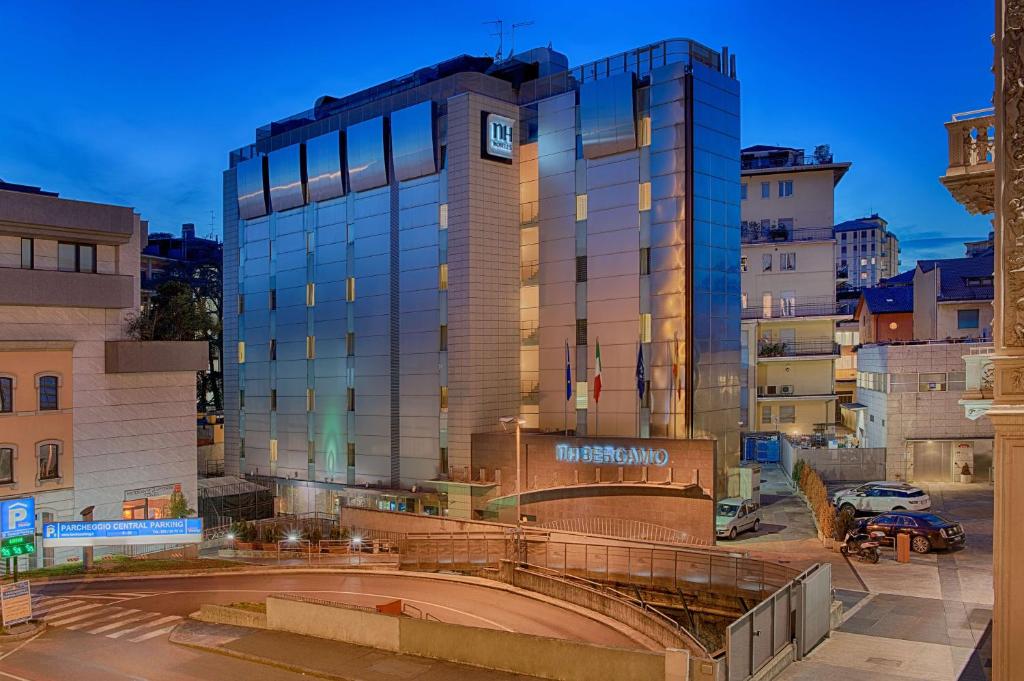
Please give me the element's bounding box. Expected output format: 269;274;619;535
988;2;1024;678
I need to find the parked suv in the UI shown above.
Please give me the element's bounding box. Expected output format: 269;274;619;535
856;511;966;553
833;482;931;514
715;498;761;540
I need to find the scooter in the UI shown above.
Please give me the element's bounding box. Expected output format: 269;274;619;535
840;530;884;564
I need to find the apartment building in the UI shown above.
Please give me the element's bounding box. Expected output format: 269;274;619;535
0;182;206;565
835;214;901;288
740;145;848;437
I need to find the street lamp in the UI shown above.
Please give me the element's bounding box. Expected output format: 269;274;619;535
499;416;527;528
351;535;363;566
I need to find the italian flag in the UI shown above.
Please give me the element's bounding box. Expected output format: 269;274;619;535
594;339;603;403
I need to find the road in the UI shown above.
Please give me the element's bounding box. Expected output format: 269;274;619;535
0;571;642;681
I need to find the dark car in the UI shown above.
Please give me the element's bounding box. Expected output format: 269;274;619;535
856;511;966;554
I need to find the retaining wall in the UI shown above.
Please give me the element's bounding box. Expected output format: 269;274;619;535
193;604;266;629
266;595;400;651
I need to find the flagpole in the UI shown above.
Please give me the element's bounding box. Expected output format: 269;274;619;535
594;338;599;436
670;338;675;440
636;340;640;439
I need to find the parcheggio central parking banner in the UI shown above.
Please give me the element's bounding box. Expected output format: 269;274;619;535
41;518;203;547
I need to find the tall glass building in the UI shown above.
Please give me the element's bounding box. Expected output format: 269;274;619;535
223;39;741;514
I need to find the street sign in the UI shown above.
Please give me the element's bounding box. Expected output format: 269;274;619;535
0;497;35;540
1;580;31;627
41;518;203;548
1;535;36;559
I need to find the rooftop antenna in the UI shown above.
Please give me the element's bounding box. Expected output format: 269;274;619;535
509;21;534;59
207;209;218;241
484;20;504;61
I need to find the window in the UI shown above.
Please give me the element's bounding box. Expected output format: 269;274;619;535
760;182;770;199
347;442;356;467
269;289;277;310
20;238;33;269
841;246;847;254
740;183;747;200
740;255;748;273
270;439;278;463
576;319;588;346
639;313;652;343
575;255;587;282
347;387;355;412
841;233;847;241
38;375;58;411
239;389;245;408
439;203;449;229
58;242;96;273
639;182;651;211
575;381;589;410
0;377;11;413
640;248;651;275
761;405;772;424
238;341;246;364
741;292;747;309
306;231;315;254
269;339;277;361
346;332;355;356
308;440;315;465
306;335;315;359
270;389;277;411
761;253;772;272
919;372;947;392
438;264;448;290
307;388;315;412
779;290;796;316
238;294;245;314
638;116;652;147
440;386;449;410
439;325;448;351
576;194;588;221
780;253;796;271
0;447;12;484
958;308;980;329
779;405;796;423
778;180;793;197
346;277;356;301
439;446;449;474
306;283;315;307
38;443;59;480
869;414;875;422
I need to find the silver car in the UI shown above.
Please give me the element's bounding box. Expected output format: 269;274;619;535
716;497;761;540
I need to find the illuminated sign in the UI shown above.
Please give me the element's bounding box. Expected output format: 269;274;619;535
1;497;34;540
42;518;202;548
482;112;514;162
0;535;36;559
555;443;670;467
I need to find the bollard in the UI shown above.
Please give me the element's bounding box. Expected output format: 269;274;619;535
896;533;911;563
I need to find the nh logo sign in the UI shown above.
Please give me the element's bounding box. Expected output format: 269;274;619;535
484;113;514;160
0;498;35;539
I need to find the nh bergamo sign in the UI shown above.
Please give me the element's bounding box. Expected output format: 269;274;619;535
555;443;670;467
483;112;514;161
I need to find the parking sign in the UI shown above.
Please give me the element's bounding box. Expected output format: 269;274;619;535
1;497;35;540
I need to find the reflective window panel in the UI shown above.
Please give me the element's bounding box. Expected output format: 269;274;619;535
390;101;437;182
306;130;346;202
579;71;637;159
268;144;307;212
237;156;269;219
346;116;388;192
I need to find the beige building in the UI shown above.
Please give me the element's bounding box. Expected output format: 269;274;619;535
740;145;848;437
0;182;206;566
834;214;901;288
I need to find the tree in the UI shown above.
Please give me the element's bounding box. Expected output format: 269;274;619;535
167;489;195;518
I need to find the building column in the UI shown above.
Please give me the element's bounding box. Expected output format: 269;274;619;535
990;2;1024;678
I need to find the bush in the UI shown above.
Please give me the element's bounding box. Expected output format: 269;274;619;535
796;461;837;541
835;506;857;541
792;459;806;484
260;524;278;545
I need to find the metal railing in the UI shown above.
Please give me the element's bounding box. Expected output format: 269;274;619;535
740;224;833;244
757;338;839;358
742;296;839;320
741;153;835;171
756;386;835;399
532;517;712;547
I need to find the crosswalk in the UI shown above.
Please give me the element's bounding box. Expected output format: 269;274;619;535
31;594;182;643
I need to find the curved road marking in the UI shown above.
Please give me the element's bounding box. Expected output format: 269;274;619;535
113;589;515;632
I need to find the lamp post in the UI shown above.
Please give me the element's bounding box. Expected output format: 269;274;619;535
499;416;526;528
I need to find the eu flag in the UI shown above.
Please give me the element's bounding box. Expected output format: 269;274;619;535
636;344;645;399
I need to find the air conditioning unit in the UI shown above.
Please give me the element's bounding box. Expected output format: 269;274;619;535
780;385;794;395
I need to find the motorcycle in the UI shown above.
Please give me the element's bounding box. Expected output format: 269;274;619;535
840;529;885;564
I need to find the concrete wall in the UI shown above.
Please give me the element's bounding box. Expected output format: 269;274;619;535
194;603;267;629
267;595;400;651
913;267;938;340
779;438;886;482
740;168;836;228
936;301;994;340
741;239;836;313
263;592;669;681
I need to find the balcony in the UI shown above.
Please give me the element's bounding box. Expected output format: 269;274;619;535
940;108;995;215
741;152;834;171
0;267;134;309
105;340;208;373
959;344;994;420
740;223;833;244
757;338;839;359
756;385;837;401
742;295;840;320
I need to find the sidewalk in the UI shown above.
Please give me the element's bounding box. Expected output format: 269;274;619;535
172;619;545;680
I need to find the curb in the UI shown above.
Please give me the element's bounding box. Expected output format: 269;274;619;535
0;621;46;642
20;564;397;586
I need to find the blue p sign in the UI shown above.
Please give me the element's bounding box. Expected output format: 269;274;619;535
1;498;35;539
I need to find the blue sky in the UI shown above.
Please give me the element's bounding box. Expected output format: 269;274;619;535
0;1;994;267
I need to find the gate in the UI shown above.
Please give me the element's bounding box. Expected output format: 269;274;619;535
726;563;830;681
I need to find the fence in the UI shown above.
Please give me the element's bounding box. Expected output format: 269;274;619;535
780;437;886;482
725;563;831;681
399;531;797;601
532;517;712;547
